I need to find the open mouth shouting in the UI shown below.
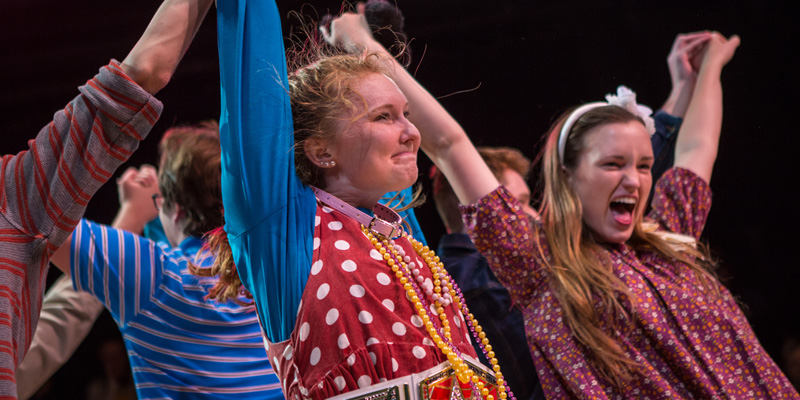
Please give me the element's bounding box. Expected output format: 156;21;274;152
609;196;637;225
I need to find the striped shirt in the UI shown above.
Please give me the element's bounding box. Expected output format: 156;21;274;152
71;219;283;399
0;61;161;399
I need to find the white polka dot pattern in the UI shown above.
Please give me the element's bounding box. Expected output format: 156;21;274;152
350;285;365;298
334;376;346;390
262;205;477;399
341;260;357;272
311;260;323;275
337;334;350;349
299;322;310;342
357;375;372;388
376;272;391;285
316;283;330;300
325;308;339;325
358;311;373;324
310;347;321;365
392;322;406;336
283;344;293;360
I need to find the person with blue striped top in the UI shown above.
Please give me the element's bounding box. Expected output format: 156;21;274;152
44;122;284;399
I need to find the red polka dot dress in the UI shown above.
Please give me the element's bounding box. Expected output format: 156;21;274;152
265;204;479;399
462;168;799;399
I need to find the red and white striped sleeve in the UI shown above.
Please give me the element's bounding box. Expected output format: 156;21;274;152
0;60;162;397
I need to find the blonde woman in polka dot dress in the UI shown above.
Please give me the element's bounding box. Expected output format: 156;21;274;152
460;33;800;398
202;2;518;399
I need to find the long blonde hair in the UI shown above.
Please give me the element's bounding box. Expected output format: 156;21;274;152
538;105;719;386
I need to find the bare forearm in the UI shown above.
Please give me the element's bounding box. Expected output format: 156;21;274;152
121;0;214;94
50;239;71;275
111;205;151;234
674;63;723;183
660;77;696;118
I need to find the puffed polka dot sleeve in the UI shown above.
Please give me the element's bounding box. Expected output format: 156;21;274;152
648;167;712;240
461;186;546;308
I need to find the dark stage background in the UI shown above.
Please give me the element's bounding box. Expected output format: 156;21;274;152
2;1;798;397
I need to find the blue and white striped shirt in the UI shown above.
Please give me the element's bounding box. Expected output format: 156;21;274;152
70;219;283;399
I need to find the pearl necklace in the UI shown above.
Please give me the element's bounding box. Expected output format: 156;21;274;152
360;226;510;400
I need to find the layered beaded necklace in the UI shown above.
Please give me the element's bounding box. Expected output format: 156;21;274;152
310;186;511;400
360;226;511;400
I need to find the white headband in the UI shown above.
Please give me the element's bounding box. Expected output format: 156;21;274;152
557;85;655;164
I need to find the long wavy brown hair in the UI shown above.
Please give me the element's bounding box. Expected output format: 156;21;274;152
538;105;719;387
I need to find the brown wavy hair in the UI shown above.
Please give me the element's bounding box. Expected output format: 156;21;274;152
158;121;224;238
538;105;719;386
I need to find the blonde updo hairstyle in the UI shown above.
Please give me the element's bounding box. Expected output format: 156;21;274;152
289;52;390;188
201;51;397;304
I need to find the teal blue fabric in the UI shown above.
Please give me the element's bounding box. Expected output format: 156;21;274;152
217;0;424;343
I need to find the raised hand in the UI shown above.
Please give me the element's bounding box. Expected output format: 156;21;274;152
698;32;741;72
320;3;375;54
667;31;712;87
114;165;161;233
661;31;713;117
674;32;740;183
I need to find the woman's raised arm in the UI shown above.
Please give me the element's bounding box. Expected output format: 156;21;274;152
674;32;740;183
216;0;316;342
121;0;214;94
323;6;501;206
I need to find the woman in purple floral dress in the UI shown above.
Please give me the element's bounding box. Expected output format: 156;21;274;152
449;32;798;398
